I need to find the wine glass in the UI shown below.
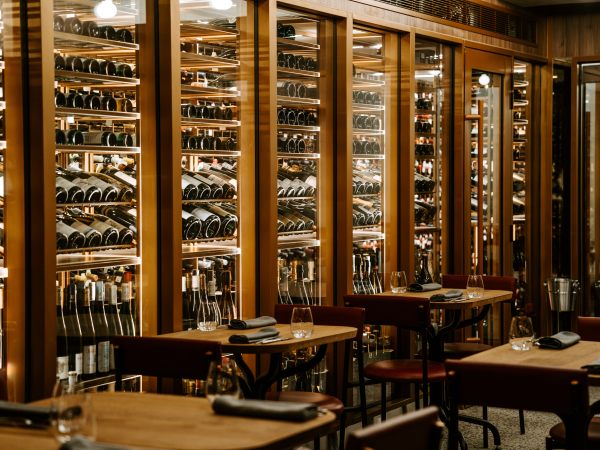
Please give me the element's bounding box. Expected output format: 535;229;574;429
466;275;484;298
51;375;97;443
509;314;535;351
390;271;408;293
290;306;314;338
197;300;219;331
205;356;241;404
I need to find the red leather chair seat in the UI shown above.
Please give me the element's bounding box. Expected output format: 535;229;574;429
364;359;446;383
549;417;600;448
443;342;492;360
266;391;345;416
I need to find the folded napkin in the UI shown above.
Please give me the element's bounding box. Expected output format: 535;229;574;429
408;282;442;292
582;357;600;374
536;331;581;349
228;316;277;330
60;436;132;450
430;289;464;302
228;327;280;344
0;400;51;427
212;397;318;422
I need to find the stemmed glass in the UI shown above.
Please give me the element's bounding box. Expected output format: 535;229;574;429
466;275;484;298
509;314;535;351
51;373;97;444
390;271;408;293
205;356;241;404
290;306;314;338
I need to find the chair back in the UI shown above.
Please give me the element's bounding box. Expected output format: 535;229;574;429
442;274;517;301
346;406;442;450
446;359;589;450
343;295;430;332
577;316;600;341
112;336;221;391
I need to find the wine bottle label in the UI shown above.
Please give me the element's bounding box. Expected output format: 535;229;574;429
97;341;110;373
57;356;69;380
307;260;315;281
190;207;215;222
121;283;130;301
75;352;83;375
83;345;97;374
304;175;317;188
182;276;187;292
192;275;200;289
182;210;195;221
208;278;216;296
90;219;115;235
109;344;115;371
56;176;77;191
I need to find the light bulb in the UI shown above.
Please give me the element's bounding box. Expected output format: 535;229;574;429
209;0;233;10
478;73;490;87
94;0;117;19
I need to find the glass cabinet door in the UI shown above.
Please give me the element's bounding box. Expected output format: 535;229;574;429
350;26;386;295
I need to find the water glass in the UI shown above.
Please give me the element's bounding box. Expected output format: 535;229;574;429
390;271;408;294
51;381;96;443
466;275;484;298
290;306;314;338
197;300;219;331
205;356;241;404
509;315;535;351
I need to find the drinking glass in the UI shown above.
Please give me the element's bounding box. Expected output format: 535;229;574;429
466;275;484;298
290;306;314;338
509;315;535;351
205;356;241;404
197;300;219;331
390;271;408;294
51;380;96;443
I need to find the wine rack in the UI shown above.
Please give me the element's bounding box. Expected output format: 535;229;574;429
413;39;451;281
276;9;321;305
351;27;385;294
52;1;143;386
177;1;249;328
512;61;530;307
0;1;6;379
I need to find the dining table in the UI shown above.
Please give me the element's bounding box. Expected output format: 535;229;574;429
160;324;357;399
8;391;336;450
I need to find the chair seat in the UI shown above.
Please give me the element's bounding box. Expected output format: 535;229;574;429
364;359;446;383
266;391;345;415
549;417;600;448
443;342;492;359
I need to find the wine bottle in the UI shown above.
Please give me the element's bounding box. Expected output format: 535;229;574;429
66;171;119;202
81;21;99;38
63;282;83;376
203;203;238;237
93;280;110;375
119;282;136;336
187;206;221;239
198;272;219;331
64;16;82;34
56;219;86;249
182;210;201;240
182;273;194;330
98;25;116;41
55;129;68;146
105;282;122;371
182;172;211;200
99;59;117;76
78;282;97;380
56;167;102;203
59;214;102;248
219;270;237;325
196;169;236;199
64;209;119;246
91;171;134;201
183;170;223;199
181;175;199;200
100;165;137;190
56;176;85;203
98;206;137;234
67;129;84;145
190;270;201;329
56;282;69;381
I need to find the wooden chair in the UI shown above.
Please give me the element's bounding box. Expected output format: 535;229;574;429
345;405;443;450
112;336;221;391
546;316;600;449
446;359;589;450
344;295;446;420
268;304;367;450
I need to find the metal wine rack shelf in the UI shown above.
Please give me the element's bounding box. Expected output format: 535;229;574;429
55;70;140;87
276;37;320;51
277;96;320;106
180;52;240;70
55;107;140;120
55;144;141;154
56;251;140;272
351;103;385;112
181;149;241;157
180;117;241;128
180;23;239;40
353;154;384;160
277;67;320;78
276;152;320;159
277;124;320;132
351;129;385;136
54;31;139;52
181;85;241;99
352;77;385;88
181;243;240;259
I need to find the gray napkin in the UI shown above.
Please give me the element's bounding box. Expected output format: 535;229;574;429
212;397;318;421
582;357;600;374
536;331;581;349
60;435;131;450
0;400;51;427
430;289;464;302
408;282;442;292
228;316;277;330
228;327;280;344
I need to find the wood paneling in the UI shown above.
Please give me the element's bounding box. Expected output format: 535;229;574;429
551;13;600;59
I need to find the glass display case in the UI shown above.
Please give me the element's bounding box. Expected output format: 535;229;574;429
178;0;248;327
276;8;321;305
351;26;385;294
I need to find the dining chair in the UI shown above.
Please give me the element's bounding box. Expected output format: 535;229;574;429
343;295;446;420
446;359;589;450
268;304;367;450
345;405;443;450
112;336;221;391
545;316;600;449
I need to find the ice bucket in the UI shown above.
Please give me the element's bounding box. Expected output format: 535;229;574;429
545;278;580;312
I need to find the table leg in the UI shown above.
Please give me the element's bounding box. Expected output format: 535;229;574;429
232;354;255;399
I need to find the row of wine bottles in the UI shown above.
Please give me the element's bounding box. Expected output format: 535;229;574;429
56;129;135;147
415;139;435;156
277;23;296;39
55;55;134;78
352;173;382;196
180;42;236;60
352;245;383;295
56;166;135;204
55;90;134;112
181;168;236;200
277;166;317;198
277;108;318;127
181;103;234;121
353;138;381;155
180;71;235;89
277;203;315;233
277;81;317;99
415;118;433;133
352;90;383;106
182;266;237;331
352;203;382;227
56;207;136;250
277;248;317;305
54;15;134;43
415;172;436;193
352;114;382;130
277;134;318;153
182;133;236;151
56;273;137;381
181;203;238;241
415;95;433;111
415;200;436;224
277;51;318;71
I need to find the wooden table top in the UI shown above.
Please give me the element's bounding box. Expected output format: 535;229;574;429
380;288;513;310
161;324;358;354
18;392;335;450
